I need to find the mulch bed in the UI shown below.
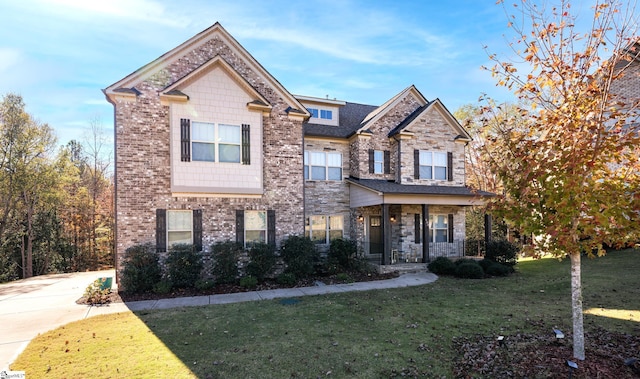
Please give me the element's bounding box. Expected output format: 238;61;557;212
452;325;640;378
81;270;399;304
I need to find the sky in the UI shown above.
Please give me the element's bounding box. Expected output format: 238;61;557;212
0;0;595;148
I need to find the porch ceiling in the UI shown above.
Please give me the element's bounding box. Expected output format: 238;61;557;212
347;178;494;207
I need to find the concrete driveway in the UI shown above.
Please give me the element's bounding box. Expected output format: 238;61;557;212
0;270;128;370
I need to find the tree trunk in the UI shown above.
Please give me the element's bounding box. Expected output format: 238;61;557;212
25;205;34;278
569;251;585;360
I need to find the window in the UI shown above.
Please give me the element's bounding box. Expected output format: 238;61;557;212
218;124;241;163
304;151;342;180
191;122;215;162
307;108;332;120
419;151;448;180
180;119;249;164
305;215;343;244
156;209;203;252
374;150;384;174
429;215;448;243
236;210;275;247
167;210;193;246
320;109;332;120
245;211;267;246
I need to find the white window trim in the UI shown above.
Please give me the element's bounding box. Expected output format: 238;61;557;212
191;121;241;163
374;150;384;174
245;210;267;246
306;215;343;244
419;151;448;180
167;210;193;247
429;214;448;243
304;151;343;181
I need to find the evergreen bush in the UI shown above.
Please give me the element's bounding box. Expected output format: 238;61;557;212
328;238;358;271
485;239;519;268
246;242;277;281
212;241;242;284
455;262;485;279
280;235;318;278
427;257;456;276
121;243;161;293
165;243;203;288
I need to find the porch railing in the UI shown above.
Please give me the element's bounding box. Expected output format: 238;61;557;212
362;240;468;263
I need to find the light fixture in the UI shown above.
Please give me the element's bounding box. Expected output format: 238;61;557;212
390;215;396;222
358;215;364;222
567;360;578;379
553;328;564;340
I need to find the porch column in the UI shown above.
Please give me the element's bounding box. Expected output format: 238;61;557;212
421;204;429;263
484;213;492;244
382;204;391;265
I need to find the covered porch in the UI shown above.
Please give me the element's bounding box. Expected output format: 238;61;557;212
347;178;494;268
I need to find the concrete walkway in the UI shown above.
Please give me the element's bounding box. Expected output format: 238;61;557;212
0;269;437;370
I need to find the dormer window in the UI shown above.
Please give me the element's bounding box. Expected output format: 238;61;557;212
307;108;333;120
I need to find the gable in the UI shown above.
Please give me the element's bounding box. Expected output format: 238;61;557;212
389;99;472;142
103;22;307;119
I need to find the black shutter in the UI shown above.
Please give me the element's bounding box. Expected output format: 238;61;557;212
368;149;374;174
193;209;203;252
448;214;454;243
242;124;250;165
267;210;276;247
156;209;166;253
236;210;244;246
414;213;421;244
384;150;390;174
414;150;420;179
447;152;453;182
180;118;191;162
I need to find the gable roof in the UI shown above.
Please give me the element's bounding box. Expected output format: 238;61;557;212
304;102;378;138
388;98;472;141
354;85;429;135
103;22;308;117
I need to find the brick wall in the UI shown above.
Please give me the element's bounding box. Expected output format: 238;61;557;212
113;35;304;285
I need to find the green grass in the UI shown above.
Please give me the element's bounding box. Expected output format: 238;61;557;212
12;249;640;378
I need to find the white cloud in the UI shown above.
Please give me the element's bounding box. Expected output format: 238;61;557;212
0;48;21;73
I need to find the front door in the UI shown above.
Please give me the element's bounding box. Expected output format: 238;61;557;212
368;216;383;255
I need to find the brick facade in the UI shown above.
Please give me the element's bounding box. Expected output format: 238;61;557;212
106;23;487;286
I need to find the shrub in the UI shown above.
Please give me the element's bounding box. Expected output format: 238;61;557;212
165;244;203;288
455;262;485;279
336;272;353;283
427;257;456;276
246;242;277;281
276;272;297;286
84;279;111;305
212;241;242;284
478;258;493;273
328;238;358;271
455;258;481;267
486;262;511;277
280;235;319;278
195;279;215;291
485;239;519;268
240;275;258;289
121;243;162;293
153;280;173;294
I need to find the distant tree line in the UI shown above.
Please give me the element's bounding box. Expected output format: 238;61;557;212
0;93;113;282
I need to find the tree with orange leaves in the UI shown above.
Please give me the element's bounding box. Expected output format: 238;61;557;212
483;0;640;360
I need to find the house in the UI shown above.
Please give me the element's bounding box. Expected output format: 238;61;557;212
104;23;493;286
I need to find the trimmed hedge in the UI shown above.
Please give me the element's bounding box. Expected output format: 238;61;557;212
212;241;242;284
165;243;202;288
280;235;319;279
455;262;484;279
427;257;456;276
120;243;161;293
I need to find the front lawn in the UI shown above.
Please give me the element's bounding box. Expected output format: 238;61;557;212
12;249;640;378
